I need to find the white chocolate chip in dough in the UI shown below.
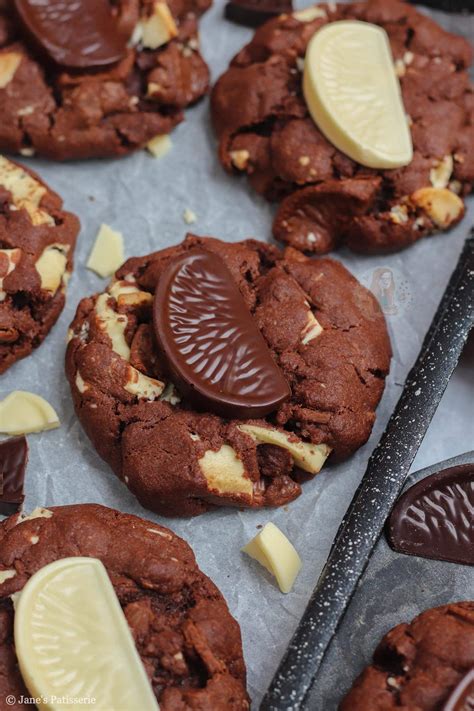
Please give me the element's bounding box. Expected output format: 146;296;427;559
293;6;327;21
0;248;22;301
0;569;16;584
0;51;22;89
239;424;330;474
147;134;172;158
75;372;89;394
0;391;60;435
301;308;323;345
0;156;54;226
199;445;253;496
411;187;464;228
229;149;250;170
242;522;302;593
124;365;165;400
87;224;124;278
133;2;178;49
430;155;454;189
17;507;53;523
35;244;69;294
95;293;130;361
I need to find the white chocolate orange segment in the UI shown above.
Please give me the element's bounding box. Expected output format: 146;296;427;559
0;391;60;435
14;557;160;711
87;224;125;278
242;522;302;593
303;21;413;169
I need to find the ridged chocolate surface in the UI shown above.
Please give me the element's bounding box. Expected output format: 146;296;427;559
153;248;291;419
0;436;28;514
14;0;127;68
387;464;474;566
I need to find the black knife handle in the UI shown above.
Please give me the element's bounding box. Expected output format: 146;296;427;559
260;231;474;711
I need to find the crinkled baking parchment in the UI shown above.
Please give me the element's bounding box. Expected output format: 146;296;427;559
1;2;473;707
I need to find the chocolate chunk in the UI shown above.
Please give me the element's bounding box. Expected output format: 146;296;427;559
386;464;474;566
0;436;28;515
153;247;291;419
14;0;128;69
224;0;293;28
443;669;474;711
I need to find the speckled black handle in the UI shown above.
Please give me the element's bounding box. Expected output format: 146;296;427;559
260;230;474;711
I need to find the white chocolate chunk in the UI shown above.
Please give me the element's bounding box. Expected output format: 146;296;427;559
293;6;326;21
183;208;197;225
147;134;172;158
411;187;464;228
301;308;323;345
0;51;22;89
139;2;178;49
242;522;302;593
199;445;253;496
0;391;60;435
95;293;130;361
14;557;160;711
230;149;250;170
430;155;454;189
0;248;22;301
75;372;89;394
0;156;54;226
87;224;124;278
0;569;16;584
239;424;330;474
17;507;53;523
35;244;69;294
125;365;165;400
303;21;413;169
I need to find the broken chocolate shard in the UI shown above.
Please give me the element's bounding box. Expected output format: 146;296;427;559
387;464;474;566
0;435;28;515
224;0;293;28
443;669;474;711
14;0;127;69
153;248;291;419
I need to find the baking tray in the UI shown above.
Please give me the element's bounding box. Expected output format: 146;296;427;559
307;449;474;710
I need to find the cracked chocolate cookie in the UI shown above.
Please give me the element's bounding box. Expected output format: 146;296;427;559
211;0;474;254
0;156;79;374
0;504;249;710
340;601;474;710
66;234;391;517
0;0;211;160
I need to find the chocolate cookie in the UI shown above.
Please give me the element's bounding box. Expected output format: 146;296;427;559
0;503;249;709
340;601;474;710
0;0;210;160
211;0;474;254
66;234;391;517
0;156;79;373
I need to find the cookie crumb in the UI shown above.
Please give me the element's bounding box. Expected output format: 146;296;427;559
183;208;197;225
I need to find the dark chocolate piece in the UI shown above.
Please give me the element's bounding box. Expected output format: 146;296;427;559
14;0;127;69
443;669;474;711
224;0;293;28
387;464;474;566
153;247;291;419
0;436;28;515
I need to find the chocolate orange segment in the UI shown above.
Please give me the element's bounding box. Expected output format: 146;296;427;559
14;0;127;69
153;248;290;419
387;464;474;566
443;668;474;711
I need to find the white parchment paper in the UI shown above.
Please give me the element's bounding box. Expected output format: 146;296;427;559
1;2;473;706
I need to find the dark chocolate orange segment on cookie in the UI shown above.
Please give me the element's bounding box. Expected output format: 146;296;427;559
0;156;79;373
66;234;391;517
211;0;473;254
340;602;474;710
0;0;211;160
0;504;249;710
387;464;474;566
225;0;293;28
